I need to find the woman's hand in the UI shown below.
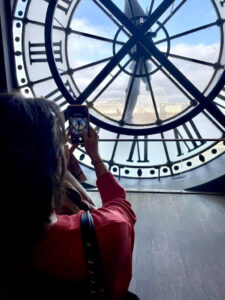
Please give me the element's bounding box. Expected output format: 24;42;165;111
83;126;101;163
65;130;87;182
83;126;108;178
65;129;78;153
62;128;97;212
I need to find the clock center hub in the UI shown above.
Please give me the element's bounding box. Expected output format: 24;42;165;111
129;31;156;62
113;18;170;78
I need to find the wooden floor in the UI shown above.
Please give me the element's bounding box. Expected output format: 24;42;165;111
90;191;225;300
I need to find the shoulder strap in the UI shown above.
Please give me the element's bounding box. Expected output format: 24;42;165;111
80;210;106;299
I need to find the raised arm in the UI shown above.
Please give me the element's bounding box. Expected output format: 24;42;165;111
83;126;136;226
83;126;108;178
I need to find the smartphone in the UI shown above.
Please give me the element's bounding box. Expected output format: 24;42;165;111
67;105;89;144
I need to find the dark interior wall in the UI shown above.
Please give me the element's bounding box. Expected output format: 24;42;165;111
0;20;7;91
0;0;17;92
187;175;225;193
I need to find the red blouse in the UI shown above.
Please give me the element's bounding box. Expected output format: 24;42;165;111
34;172;136;299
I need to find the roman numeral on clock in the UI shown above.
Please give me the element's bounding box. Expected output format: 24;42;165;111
173;120;205;157
44;0;73;15
29;41;63;64
127;136;149;163
220;0;225;7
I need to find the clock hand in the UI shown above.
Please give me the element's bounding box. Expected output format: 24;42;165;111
122;60;140;123
123;59;152;124
124;61;141;123
124;0;146;24
123;0;153;122
123;62;153;125
123;0;145;123
142;59;161;124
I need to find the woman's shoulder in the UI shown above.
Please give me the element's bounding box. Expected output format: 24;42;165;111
42;209;133;254
34;210;134;285
54;209;131;233
51;210;132;246
92;207;132;228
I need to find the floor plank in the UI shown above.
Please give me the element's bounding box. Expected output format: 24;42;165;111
89;192;225;300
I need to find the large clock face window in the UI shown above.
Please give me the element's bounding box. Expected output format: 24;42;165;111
12;0;225;181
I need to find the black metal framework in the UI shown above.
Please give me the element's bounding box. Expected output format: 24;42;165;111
76;137;225;180
11;0;225;181
44;0;225;135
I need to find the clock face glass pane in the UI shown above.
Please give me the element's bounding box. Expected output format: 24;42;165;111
12;0;225;182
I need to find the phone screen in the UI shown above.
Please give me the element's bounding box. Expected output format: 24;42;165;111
68;106;89;144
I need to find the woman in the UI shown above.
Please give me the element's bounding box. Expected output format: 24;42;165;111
0;93;136;299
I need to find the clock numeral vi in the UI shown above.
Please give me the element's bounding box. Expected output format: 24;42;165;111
173;120;205;157
127;136;149;163
29;41;63;64
44;0;73;15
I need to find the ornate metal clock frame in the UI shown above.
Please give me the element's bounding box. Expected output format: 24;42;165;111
6;0;225;188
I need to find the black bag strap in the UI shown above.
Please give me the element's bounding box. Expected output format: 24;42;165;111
80;210;106;299
80;211;139;300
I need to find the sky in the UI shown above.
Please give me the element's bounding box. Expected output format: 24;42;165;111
72;0;218;44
